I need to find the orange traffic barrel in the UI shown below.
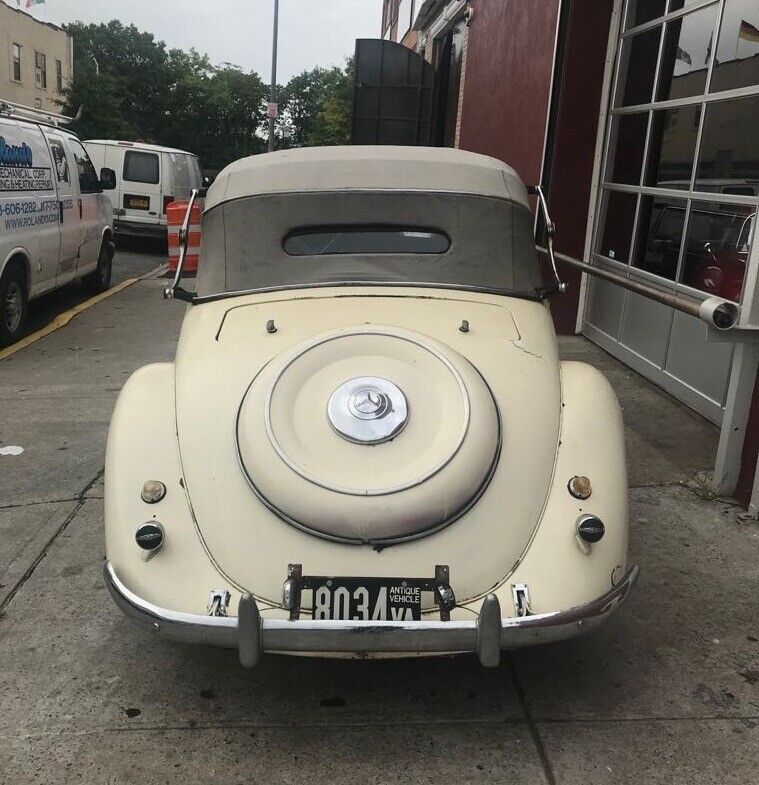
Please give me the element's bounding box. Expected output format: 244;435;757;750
167;200;202;274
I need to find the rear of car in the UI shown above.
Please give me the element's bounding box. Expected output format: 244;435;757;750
84;140;201;240
103;146;638;669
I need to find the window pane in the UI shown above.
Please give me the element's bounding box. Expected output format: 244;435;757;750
668;0;712;12
68;139;100;194
284;229;450;256
695;94;759;193
645;105;700;188
679;200;756;301
12;44;21;81
626;0;667;29
632;195;687;280
596;190;638;262
710;0;759;92
617;27;661;106
607;112;649;184
657;5;719;99
49;140;70;183
398;0;413;37
123;151;159;184
169;153;192;190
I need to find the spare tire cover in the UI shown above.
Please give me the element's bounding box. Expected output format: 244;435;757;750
236;326;500;543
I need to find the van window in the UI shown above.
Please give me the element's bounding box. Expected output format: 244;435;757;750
67;138;100;194
190;156;202;186
49;140;70;183
169;152;192;189
124;150;159;184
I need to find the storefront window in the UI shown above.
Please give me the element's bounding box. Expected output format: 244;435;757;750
656;4;719;100
608;112;648;184
695;94;759;192
668;0;709;12
679;201;756;300
617;27;662;106
596;190;638;262
645;105;700;188
597;0;757;302
633;196;687;279
626;0;667;29
710;0;759;93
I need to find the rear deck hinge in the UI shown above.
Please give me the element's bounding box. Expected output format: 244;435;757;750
511;583;532;618
207;589;231;617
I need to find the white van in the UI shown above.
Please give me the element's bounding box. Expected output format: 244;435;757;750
0;102;116;346
83;140;202;239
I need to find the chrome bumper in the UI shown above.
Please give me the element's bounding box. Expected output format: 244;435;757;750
104;562;639;668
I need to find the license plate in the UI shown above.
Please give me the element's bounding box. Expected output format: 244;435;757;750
310;578;422;621
124;194;150;210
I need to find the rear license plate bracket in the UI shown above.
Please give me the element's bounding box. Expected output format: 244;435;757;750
282;564;457;621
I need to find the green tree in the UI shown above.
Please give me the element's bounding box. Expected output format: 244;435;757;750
62;21;353;169
308;60;354;147
63;21;268;170
274;62;353;149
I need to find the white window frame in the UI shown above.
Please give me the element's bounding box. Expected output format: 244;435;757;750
11;42;22;83
35;50;47;90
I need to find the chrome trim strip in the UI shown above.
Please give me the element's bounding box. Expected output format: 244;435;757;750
104;563;639;661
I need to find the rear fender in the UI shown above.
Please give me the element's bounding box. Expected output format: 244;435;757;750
496;361;628;615
105;363;241;614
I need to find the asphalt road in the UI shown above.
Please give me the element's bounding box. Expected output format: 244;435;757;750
16;237;166;341
0;248;757;784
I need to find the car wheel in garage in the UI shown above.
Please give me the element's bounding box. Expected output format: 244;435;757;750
83;241;114;295
0;262;28;348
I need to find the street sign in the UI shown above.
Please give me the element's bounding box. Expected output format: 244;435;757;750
266;102;279;119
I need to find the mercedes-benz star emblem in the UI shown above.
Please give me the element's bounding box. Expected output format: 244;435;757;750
349;388;392;420
328;376;408;444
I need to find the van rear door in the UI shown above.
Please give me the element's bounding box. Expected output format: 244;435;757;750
120;147;161;228
99;143;123;218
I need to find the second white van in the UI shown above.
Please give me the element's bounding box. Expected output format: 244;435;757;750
83;140;202;239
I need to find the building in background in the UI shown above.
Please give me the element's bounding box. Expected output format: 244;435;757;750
382;0;419;47
0;0;73;113
369;0;759;508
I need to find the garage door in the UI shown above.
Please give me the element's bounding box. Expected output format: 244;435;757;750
583;0;758;424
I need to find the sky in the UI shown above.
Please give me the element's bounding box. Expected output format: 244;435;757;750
11;0;382;81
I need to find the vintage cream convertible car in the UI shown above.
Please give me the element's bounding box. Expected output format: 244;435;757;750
104;146;638;667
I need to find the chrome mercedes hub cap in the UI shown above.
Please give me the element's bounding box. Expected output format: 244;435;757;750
328;376;408;444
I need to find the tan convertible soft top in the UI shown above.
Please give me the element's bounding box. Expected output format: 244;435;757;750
204;145;530;212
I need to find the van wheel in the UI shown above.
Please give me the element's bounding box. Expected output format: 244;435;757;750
0;263;28;348
83;241;114;295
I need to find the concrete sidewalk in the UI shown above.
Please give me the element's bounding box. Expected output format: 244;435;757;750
0;268;756;784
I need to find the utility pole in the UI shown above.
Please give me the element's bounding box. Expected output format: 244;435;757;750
267;0;280;153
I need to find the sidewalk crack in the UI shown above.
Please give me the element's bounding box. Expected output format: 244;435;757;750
0;468;104;615
507;654;556;785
